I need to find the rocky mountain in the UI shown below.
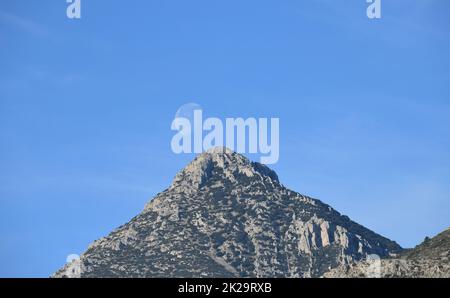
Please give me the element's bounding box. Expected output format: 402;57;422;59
323;228;450;278
54;147;403;278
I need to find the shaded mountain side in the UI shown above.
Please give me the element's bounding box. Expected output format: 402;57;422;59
54;147;402;278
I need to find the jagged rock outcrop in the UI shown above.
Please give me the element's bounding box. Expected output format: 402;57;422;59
54;147;402;278
323;228;450;278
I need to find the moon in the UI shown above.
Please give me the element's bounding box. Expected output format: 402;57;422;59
174;102;202;121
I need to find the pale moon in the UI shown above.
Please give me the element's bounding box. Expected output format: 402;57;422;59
174;102;202;121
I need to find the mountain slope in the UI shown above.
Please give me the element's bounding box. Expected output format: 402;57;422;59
323;228;450;278
402;228;450;261
54;147;401;278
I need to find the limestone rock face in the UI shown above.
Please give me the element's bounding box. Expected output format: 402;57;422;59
54;147;402;278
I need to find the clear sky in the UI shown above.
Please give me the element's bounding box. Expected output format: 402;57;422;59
1;0;449;277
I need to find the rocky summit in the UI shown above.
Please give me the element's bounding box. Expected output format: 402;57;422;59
55;147;403;278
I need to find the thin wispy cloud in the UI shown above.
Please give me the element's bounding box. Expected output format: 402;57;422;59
0;10;48;37
25;66;83;86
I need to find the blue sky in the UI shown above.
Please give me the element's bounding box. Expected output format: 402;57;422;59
0;0;449;277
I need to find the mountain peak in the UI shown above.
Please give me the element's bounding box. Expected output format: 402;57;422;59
170;147;279;193
55;148;404;278
204;146;234;155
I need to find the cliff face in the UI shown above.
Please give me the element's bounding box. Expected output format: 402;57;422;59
54;147;402;278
